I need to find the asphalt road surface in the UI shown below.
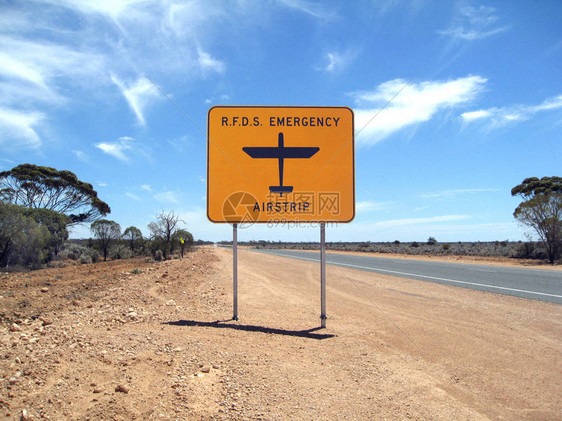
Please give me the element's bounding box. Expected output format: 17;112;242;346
250;248;562;304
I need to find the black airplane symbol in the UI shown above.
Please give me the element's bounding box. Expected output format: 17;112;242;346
243;132;320;196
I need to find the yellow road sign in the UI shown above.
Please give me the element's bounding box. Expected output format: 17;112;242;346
207;106;355;223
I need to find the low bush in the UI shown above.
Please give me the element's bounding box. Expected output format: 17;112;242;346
59;243;99;264
111;244;133;260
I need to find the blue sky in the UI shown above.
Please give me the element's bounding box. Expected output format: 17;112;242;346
1;0;561;243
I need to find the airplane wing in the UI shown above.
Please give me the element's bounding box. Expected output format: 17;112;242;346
243;147;319;159
281;147;319;158
242;147;282;158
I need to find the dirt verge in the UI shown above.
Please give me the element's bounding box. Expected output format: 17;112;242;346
1;247;560;420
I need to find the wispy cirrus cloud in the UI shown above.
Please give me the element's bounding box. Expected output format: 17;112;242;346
72;150;89;162
0;108;45;149
125;192;141;201
418;188;499;200
370;214;470;229
0;37;105;104
48;0;148;21
111;74;159;126
1;0;339;150
351;76;486;146
197;48;226;74
356;201;393;213
462;95;562;128
95;136;138;161
153;190;180;204
0;36;104;149
439;6;508;41
277;0;336;20
318;49;356;73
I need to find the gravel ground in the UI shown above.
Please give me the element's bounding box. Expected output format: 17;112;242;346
1;247;560;420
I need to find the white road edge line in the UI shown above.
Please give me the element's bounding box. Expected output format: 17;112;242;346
255;250;562;299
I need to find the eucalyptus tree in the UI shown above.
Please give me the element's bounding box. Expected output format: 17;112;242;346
512;176;562;263
0;164;110;225
91;220;121;261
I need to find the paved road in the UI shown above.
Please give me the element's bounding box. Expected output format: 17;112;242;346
249;248;562;304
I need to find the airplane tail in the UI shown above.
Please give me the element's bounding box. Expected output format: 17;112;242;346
270;186;293;194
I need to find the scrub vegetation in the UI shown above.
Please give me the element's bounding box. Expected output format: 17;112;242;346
0;165;197;271
237;238;556;261
1;164;559;270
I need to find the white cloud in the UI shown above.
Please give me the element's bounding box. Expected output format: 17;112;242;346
167;135;192;153
197;48;226;74
371;214;470;229
95;137;135;161
0;37;105;105
356;201;392;213
319;49;356;73
277;0;336;20
418;188;499;200
141;184;152;191
72;150;89;162
111;74;159;126
461;95;562;128
176;207;230;241
439;6;508;41
0;36;105;146
352;76;486;145
460;109;491;122
166;1;226;40
154;190;180;204
49;0;150;22
125;192;141;201
325;52;343;72
0;51;48;91
531;95;562;112
0;108;45;149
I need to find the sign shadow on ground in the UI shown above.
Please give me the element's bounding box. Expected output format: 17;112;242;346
163;319;336;340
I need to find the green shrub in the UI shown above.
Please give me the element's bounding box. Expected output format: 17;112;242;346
515;242;535;258
60;243;90;261
90;249;100;263
111;244;133;260
427;237;437;245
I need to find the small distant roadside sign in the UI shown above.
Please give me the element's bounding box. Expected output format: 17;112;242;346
207;106;355;223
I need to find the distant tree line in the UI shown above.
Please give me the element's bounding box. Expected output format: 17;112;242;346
89;211;194;262
222;239;549;259
223;176;561;264
2;164;559;269
0;164;196;271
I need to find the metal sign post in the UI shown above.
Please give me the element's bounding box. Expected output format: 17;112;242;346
320;222;327;328
233;223;239;320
